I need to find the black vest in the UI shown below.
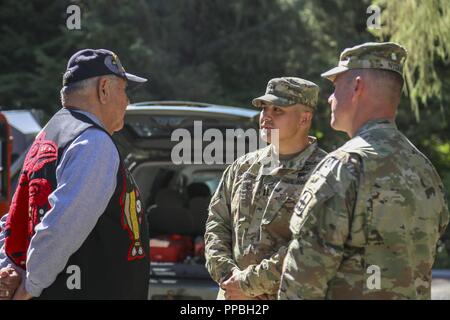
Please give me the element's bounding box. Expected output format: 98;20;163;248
7;108;149;299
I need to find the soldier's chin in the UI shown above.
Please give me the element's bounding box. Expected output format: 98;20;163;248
260;130;271;143
330;117;347;133
330;114;339;130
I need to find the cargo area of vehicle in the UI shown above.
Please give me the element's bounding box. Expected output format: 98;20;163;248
112;104;259;299
131;162;223;299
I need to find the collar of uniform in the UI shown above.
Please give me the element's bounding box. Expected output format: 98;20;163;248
354;118;397;137
281;136;318;170
257;136;318;177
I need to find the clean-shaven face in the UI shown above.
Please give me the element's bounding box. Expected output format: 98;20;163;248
109;77;130;132
328;72;356;133
259;103;306;144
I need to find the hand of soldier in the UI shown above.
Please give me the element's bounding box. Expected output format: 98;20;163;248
0;266;22;300
221;271;253;300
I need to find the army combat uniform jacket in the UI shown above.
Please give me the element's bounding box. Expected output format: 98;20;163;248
280;119;449;300
205;137;326;298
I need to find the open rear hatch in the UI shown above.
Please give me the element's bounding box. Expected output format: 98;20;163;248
112;103;258;278
113;103;259;165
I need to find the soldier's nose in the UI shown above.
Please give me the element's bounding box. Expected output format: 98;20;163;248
260;113;271;123
328;94;334;105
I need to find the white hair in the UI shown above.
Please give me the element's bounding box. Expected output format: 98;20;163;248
60;75;118;105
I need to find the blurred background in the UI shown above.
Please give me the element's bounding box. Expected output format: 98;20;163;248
0;0;449;268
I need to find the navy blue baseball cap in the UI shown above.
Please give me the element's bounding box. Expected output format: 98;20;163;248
62;49;148;86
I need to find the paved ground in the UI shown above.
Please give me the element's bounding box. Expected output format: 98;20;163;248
432;278;450;300
432;270;450;300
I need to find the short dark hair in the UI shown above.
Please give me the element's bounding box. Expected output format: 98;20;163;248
372;69;404;89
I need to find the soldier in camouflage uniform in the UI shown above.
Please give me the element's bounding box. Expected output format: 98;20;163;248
205;77;327;299
279;42;450;300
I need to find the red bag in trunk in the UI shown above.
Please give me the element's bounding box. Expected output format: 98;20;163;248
149;234;193;263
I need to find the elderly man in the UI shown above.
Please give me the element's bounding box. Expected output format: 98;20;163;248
0;49;150;299
205;77;327;300
279;42;449;299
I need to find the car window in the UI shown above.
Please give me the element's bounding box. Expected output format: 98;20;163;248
189;172;222;195
124;114;256;139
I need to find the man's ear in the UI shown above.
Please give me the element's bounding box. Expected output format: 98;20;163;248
299;111;313;127
97;77;110;104
353;75;364;97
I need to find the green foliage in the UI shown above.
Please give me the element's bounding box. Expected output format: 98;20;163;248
372;0;450;121
0;0;71;110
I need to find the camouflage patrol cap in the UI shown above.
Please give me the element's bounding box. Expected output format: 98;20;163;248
321;42;408;81
252;77;319;109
